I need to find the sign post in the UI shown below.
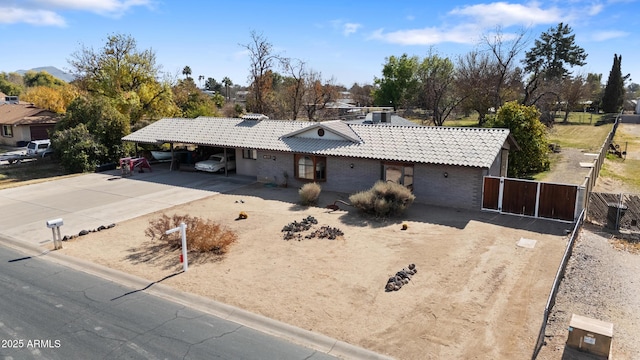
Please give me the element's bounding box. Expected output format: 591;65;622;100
166;222;188;272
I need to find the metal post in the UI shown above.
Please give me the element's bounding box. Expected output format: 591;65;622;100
55;226;62;249
166;222;188;272
180;222;188;272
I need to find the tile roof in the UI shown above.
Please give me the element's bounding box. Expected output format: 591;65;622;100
123;117;511;168
0;104;59;125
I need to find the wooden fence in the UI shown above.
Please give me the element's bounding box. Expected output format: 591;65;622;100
482;177;581;222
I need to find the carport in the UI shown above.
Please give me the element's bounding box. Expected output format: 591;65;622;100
127;139;236;177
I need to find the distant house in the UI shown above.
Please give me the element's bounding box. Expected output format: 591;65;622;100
345;111;418;126
123;116;516;210
0;101;59;146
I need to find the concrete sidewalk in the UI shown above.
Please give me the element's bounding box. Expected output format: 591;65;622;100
0;165;255;248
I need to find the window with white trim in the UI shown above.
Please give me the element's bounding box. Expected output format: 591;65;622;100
2;125;13;137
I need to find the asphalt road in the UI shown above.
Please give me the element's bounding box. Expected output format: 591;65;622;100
0;244;338;360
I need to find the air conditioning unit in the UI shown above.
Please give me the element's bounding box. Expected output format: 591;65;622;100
372;111;391;123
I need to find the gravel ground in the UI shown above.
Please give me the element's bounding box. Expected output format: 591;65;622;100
536;224;640;359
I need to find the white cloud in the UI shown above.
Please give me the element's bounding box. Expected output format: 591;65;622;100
0;0;152;26
343;22;362;36
330;19;363;37
368;2;572;46
0;7;66;26
591;30;629;41
587;3;604;15
369;24;483;45
449;2;565;27
33;0;152;15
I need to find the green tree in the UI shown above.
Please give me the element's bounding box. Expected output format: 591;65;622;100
172;78;220;118
222;76;233;100
51;124;103;173
522;23;587;107
373;54;419;109
487;101;549;178
23;71;66;88
68;33;174;125
0;72;24;95
601;54;626;113
205;77;222;93
182;66;192;80
55;96;130;170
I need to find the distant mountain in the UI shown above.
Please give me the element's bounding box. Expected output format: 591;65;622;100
15;66;75;83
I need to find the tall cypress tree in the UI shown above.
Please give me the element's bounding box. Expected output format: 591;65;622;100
601;54;625;113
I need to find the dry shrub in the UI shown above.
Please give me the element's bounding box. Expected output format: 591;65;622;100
145;214;237;255
349;181;415;217
299;182;322;206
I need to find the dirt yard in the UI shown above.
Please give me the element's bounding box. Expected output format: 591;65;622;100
56;183;569;359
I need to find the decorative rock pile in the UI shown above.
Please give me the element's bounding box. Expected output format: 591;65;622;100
62;223;116;241
385;263;417;291
282;216;344;241
304;226;344;240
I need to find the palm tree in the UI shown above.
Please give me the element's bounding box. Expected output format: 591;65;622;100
222;76;233;100
182;66;192;80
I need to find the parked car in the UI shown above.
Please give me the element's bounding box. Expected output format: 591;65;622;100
26;139;53;157
194;153;236;172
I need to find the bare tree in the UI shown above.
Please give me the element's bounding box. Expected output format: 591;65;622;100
280;58;306;120
241;31;279;115
481;27;528;109
350;83;374;107
456;50;500;125
302;71;338;121
415;52;462;126
561;75;588;122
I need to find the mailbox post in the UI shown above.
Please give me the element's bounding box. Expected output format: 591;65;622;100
46;218;64;250
166;222;188;272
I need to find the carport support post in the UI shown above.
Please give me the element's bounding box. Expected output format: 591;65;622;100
169;143;174;171
165;222;188;272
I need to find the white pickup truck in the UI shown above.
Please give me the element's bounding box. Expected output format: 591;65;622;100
0;140;53;164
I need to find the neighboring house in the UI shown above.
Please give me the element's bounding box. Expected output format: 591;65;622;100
345;111;418;126
0;102;59;146
123;116;516;210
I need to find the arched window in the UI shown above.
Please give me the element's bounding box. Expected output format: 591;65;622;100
295;154;326;181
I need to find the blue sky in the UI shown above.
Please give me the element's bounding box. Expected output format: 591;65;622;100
1;0;638;88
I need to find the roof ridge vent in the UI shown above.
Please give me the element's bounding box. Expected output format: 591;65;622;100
242;113;269;121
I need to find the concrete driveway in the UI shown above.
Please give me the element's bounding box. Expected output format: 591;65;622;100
0;165;255;248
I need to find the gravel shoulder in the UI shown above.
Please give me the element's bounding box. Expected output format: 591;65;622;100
536;225;640;360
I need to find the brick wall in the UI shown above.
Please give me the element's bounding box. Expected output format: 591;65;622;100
255;151;486;210
413;164;484;209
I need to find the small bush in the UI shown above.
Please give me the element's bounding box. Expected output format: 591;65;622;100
145;214;237;255
349;181;415;217
299;182;322;206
